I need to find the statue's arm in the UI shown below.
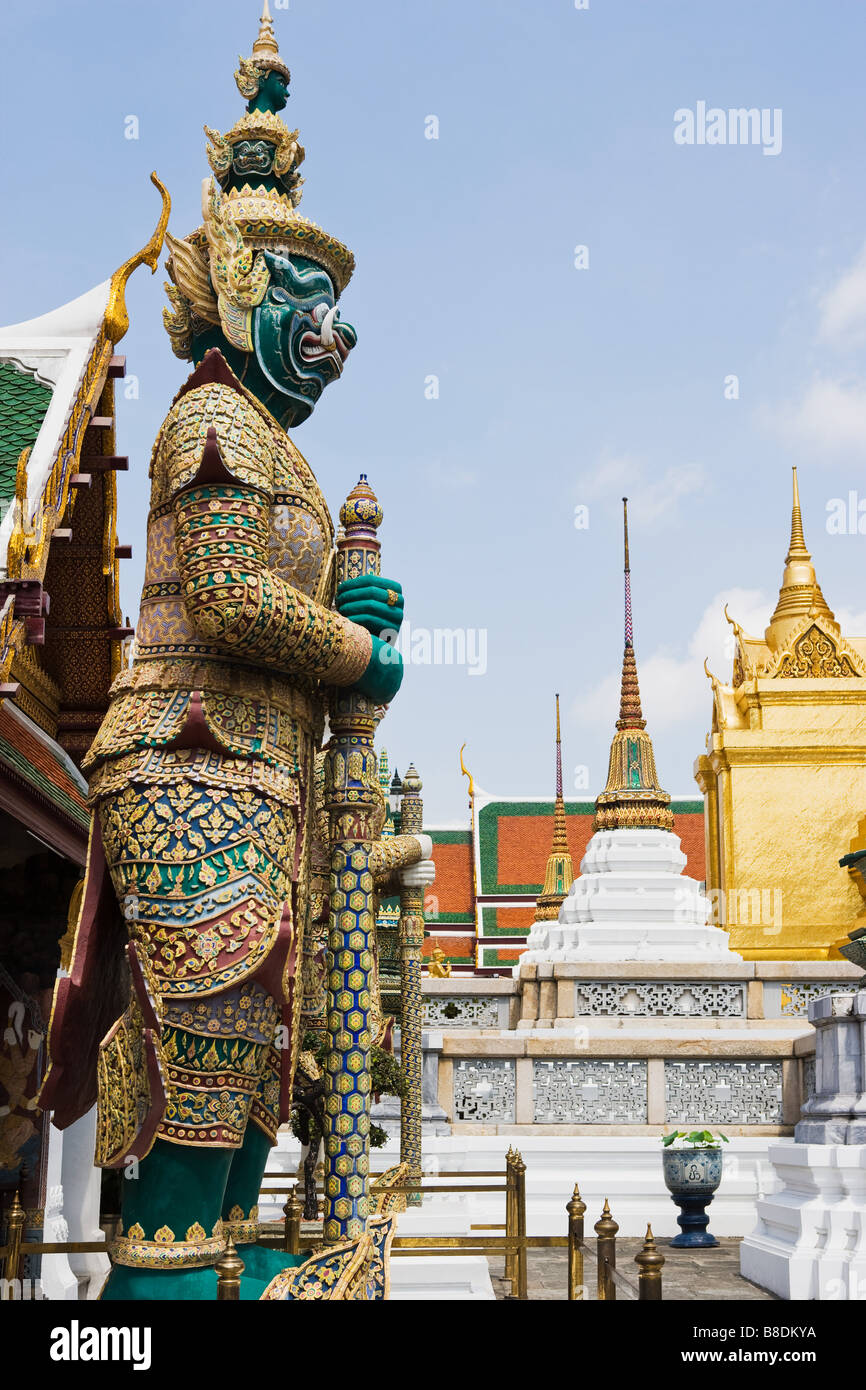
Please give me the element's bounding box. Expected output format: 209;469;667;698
371;834;435;894
164;387;372;685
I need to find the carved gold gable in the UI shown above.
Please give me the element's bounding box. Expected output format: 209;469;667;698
770;621;864;680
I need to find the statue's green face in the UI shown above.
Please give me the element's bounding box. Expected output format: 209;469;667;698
249;69;289;115
251;250;357;427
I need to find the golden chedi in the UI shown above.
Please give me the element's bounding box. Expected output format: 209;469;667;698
696;469;866;959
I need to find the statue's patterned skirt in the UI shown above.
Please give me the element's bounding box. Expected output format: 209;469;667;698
91;746;308;1148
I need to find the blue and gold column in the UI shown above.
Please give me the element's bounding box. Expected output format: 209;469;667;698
398;764;425;1208
323;477;383;1243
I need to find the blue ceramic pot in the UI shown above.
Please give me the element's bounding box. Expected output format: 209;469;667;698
662;1146;723;1248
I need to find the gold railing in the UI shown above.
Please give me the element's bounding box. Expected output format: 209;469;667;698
1;1151;664;1302
253;1148;664;1301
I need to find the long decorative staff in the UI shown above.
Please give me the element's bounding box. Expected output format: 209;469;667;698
397;764;425;1207
323;475;384;1244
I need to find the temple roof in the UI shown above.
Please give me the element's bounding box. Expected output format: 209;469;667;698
0;280;113;558
0;700;87;832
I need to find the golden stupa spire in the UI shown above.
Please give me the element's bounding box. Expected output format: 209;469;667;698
535;694;575;921
594;499;673;833
765;467;835;651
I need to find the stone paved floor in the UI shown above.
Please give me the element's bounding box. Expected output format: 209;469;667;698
490;1238;778;1301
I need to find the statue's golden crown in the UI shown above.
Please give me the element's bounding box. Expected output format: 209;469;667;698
162;1;355;359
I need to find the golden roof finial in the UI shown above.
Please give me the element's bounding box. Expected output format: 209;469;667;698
105;172;171;344
459;743;475;802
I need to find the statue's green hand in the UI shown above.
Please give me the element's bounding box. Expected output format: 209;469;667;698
352;636;404;703
336;576;404;637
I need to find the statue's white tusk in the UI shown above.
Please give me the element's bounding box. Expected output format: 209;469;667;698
320;304;338;348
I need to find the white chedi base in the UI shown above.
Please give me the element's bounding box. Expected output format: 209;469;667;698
521;828;740;965
740;1143;866;1300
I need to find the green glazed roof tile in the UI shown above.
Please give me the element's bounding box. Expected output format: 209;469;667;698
0;360;53;500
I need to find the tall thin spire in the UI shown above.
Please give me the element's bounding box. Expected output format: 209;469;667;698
555;693;563;799
535;694;574;921
623;495;633;645
766;468;835;650
617;499;645;730
594;500;673;833
788;466;809;559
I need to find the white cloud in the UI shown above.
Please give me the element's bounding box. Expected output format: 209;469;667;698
577;451;706;525
572;587;772;730
764;376;866;457
573;587;866;739
819;245;866;346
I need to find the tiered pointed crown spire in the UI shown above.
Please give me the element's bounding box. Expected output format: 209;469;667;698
594;499;673;833
535;694;575;920
765;467;835;651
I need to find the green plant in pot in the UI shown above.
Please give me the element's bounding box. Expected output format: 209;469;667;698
661;1130;729;1248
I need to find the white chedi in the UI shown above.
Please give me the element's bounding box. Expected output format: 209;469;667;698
521;827;741;965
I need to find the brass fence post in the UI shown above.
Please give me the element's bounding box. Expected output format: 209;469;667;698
635;1223;664;1301
566;1182;586;1301
504;1148;516;1290
514;1151;528;1302
215;1235;244;1300
594;1198;618;1301
1;1191;25;1294
283;1184;303;1256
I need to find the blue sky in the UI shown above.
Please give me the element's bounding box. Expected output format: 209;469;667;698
3;0;866;825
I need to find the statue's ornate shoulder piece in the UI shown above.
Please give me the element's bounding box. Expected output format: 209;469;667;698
151;351;275;508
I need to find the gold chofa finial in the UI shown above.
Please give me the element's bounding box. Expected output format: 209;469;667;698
788;466;810;560
105;172;171;345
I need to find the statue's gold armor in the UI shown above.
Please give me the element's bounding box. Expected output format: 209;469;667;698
78;364;374;1175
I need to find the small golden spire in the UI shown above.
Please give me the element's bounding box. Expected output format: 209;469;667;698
535;694;575;920
788;466;809;559
765;467;835;651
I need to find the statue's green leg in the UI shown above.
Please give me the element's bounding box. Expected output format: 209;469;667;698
102;1140;234;1302
222;1115;306;1287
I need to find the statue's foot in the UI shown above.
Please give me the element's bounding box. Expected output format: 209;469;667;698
102;1264;220;1302
101;1262;285;1302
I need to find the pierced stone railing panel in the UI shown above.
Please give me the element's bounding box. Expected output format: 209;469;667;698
423;995;501;1028
665;1060;783;1125
533;1059;647;1124
763;982;855;1018
452;1059;515;1123
573;980;746;1017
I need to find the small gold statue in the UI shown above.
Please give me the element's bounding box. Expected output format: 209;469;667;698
427;947;451;978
